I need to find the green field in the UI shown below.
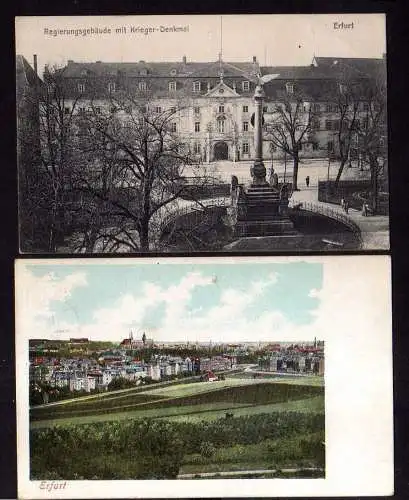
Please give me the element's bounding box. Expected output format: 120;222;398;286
31;395;324;428
30;373;325;479
31;374;324;428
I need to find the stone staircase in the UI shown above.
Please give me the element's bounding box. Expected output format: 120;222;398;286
235;184;296;237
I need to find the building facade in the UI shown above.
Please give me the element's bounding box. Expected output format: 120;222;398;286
41;54;385;164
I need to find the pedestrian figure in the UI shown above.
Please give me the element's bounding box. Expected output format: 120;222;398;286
344;200;349;214
305;175;310;188
362;202;369;217
340;198;345;211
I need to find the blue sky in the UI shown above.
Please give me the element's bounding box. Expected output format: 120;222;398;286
20;260;322;342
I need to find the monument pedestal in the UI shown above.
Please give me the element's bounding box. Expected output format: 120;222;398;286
233;184;297;238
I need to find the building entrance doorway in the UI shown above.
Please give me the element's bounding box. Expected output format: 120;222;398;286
214;141;228;161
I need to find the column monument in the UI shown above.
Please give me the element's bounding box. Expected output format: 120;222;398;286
228;80;297;242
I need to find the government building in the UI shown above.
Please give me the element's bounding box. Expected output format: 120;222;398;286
31;53;386;164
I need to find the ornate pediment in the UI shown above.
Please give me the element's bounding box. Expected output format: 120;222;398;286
205;80;240;98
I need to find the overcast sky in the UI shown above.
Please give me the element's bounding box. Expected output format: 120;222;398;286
15;14;386;77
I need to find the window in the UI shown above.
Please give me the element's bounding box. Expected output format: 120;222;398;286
326;103;337;113
243;121;249;132
298;143;303;151
171;122;177;132
285;82;294;94
77;83;86;93
168;81;176;92
218;104;225;113
263;106;268;113
140;69;148;76
312;119;320;130
170;106;177;113
79;107;86;114
194;122;200;133
110;106;117;113
108;82;116;93
325;120;333;131
362;102;370;112
138;81;147;91
155;106;162;114
243;142;249;154
312;142;319;151
313;103;321;112
242;81;250;92
339;83;347;95
193;81;201;93
193;142;201;155
194;106;200;115
64;107;70;115
95;107;101;114
327;141;334;152
217;117;225;133
242;105;249;113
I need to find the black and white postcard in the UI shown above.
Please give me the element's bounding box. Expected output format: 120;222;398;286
16;255;393;498
15;14;389;253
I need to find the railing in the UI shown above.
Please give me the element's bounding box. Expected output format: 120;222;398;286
159;197;230;234
291;201;362;237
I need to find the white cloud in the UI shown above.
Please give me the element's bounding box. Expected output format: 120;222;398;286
16;267;87;338
17;259;390;346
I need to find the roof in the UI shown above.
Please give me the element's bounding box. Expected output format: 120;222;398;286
312;56;385;79
62;59;259;79
16;55;42;88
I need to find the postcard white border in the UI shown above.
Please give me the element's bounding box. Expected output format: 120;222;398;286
16;255;393;498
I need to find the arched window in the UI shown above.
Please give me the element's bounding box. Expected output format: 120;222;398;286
217;116;226;133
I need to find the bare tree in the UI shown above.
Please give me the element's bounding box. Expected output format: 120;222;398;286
72;89;217;252
356;84;387;213
331;84;361;185
265;96;314;191
25;65;84;251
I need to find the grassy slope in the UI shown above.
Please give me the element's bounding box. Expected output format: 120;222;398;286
30;374;324;427
31;394;324;429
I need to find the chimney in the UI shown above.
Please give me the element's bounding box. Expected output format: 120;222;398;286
182;55;187;64
33;54;38;75
252;56;257;63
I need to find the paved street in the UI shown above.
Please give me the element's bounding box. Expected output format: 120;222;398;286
200;158;371;187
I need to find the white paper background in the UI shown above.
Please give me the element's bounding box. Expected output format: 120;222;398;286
15;255;393;498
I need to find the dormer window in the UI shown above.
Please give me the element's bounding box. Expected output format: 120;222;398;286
286;82;294;94
140;68;148;76
77;83;86;93
168;81;177;92
108;82;116;93
138;81;147;91
193;81;201;93
242;81;250;92
170;69;177;76
80;69;88;77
